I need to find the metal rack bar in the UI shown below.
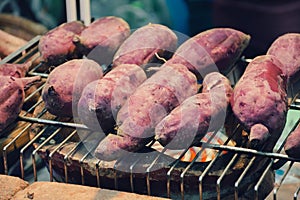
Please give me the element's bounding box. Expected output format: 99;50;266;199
273;161;294;200
49;130;77;182
79;150;92;185
95;160;102;188
235;138;270;199
78;131;101;186
31;127;62;181
63;141;84;183
235;156;259;199
294;187;300;200
129;158;141;193
0;35;41;64
4;99;45;177
24;85;44;103
166;147;190;198
146;148;167;196
199;124;242;200
19;108;48;179
180;131;219;199
217;153;240;200
27;62;50;78
214;132;243;200
19;116;89;130
199;153;220;200
113;161;119;190
240;115;300;199
199;143;300;163
62;130;95;184
254;161;273;200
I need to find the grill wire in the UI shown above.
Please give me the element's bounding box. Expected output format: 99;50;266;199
0;36;300;200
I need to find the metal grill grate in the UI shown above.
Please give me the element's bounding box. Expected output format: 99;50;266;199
1;36;300;200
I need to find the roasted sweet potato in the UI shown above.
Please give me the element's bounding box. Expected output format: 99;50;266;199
38;21;85;66
116;63;198;132
112;23;177;68
0;30;27;58
29;97;80;142
0;61;40;110
167;28;250;79
0;76;41;134
95;63;198;161
42;59;103;117
73;16;130;66
231;55;288;150
94;133;147;161
267;33;300;79
77;64;147;134
284;122;300;158
155;72;233;149
0;62;31;78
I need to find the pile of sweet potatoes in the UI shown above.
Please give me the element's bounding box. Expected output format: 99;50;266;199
34;15;300;162
93;27;250;161
39;16;130;67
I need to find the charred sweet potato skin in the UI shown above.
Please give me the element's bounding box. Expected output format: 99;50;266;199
249;124;270;150
38;21;85;66
112;23;177;67
267;33;300;79
42;59;103;117
167;28;250;79
77;64;146;134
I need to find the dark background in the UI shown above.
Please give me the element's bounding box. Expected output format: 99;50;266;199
1;0;300;58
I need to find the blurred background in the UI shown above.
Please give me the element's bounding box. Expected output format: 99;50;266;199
0;0;300;57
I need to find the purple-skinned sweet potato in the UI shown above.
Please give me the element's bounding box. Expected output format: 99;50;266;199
38;21;85;66
267;33;300;80
112;23;177;68
231;55;288;150
42;59;103;118
155;72;233;149
0;61;41;110
95;63;198;161
167;28;250;79
0;62;31;78
0;75;41;134
73;16;130;66
116;63;198;132
77;64;147;134
94;133;147;162
284;122;300;158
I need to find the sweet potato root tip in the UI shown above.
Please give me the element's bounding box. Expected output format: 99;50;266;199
284;123;300;158
21;76;42;90
248;124;270;150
